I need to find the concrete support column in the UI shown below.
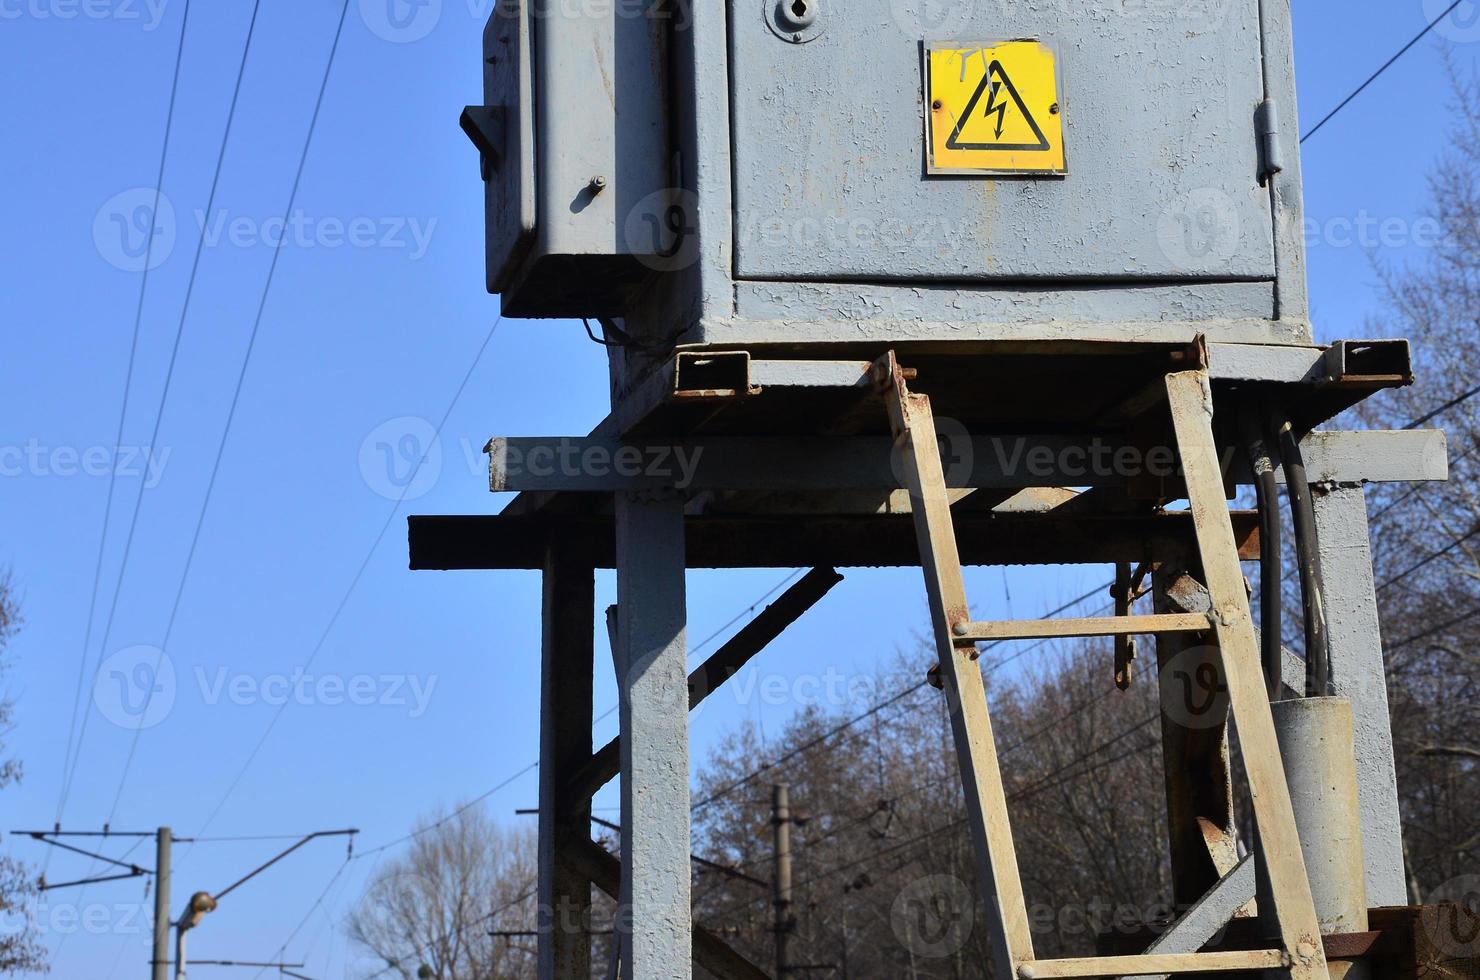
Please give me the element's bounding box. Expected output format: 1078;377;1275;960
1271;697;1369;935
1310;483;1407;906
539;536;595;980
614;491;691;979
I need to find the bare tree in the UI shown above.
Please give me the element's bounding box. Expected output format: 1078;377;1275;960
0;573;46;976
691;638;1172;979
347;804;538;980
1348;57;1480;899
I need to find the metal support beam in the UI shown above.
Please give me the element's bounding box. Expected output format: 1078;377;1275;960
1309;484;1408;906
883;361;1034;980
1165;370;1326;980
562;567;843;809
408;511;1256;571
1124;855;1257;980
486;430;1447;493
153;828;171;980
539;536;595;980
613;491;691;980
1024;949;1287;979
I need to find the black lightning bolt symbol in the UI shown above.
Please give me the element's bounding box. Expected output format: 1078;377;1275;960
981;78;1008;138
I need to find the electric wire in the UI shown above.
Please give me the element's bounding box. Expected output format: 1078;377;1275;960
1301;0;1467;143
192;310;502;840
55;0;194;831
102;0;270;827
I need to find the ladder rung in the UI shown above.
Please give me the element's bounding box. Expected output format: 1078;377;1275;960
1018;949;1287;979
955;612;1210;643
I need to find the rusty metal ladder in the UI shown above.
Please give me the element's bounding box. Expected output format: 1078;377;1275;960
879;353;1328;980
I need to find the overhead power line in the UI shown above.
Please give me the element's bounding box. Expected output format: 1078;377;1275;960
56;0;195;833
1301;0;1467;143
689;579;1114;812
101;0;270;828
192;310;502;840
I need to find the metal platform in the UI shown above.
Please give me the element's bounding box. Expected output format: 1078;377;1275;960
408;336;1446;980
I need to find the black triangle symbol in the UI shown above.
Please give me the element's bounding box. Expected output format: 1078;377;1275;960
946;60;1050;152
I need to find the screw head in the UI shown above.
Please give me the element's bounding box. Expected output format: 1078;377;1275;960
931;99;942;110
951;622;969;637
590;175;607;192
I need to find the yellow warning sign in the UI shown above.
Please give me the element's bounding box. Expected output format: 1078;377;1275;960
925;40;1066;175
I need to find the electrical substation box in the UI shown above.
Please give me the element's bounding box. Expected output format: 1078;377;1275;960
463;0;673;317
464;0;1311;349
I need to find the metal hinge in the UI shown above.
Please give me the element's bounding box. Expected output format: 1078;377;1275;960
1255;99;1283;185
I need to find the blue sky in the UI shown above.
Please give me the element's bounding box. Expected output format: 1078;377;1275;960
1;0;1476;976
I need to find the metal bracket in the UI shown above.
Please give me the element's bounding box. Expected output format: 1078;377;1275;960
459;105;507;179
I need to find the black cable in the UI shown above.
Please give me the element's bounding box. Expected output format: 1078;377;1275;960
102;0;269;827
690;581;1114;812
1242;409;1282;694
1301;0;1467;143
1274;416;1331;696
1404;381;1480;430
55;0;194;830
193;312;501;839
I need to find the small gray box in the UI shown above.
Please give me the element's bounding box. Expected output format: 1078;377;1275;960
468;0;672;317
469;0;1312;354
